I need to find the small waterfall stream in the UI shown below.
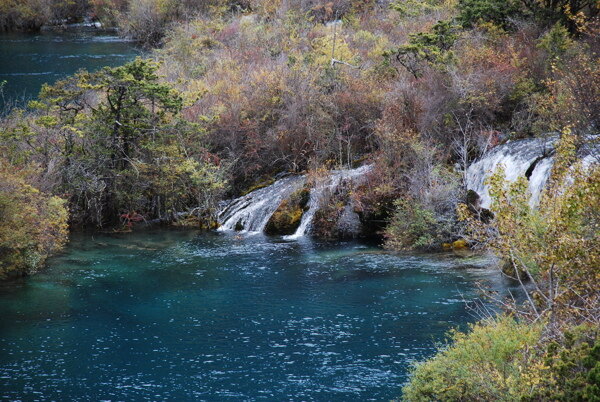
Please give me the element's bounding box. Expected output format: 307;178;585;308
286;165;372;239
218;136;596;236
466;136;598;209
217;175;306;233
466;137;556;209
218;165;371;236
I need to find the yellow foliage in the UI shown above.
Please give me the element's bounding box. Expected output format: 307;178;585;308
0;160;68;279
311;27;358;67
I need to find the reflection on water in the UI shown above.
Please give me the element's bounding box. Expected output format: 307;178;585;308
0;230;513;400
0;31;138;109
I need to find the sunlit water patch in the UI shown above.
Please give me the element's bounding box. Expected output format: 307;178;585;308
0;230;512;400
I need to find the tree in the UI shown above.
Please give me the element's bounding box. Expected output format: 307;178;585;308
457;0;600;31
29;58;226;228
385;20;460;78
457;0;521;28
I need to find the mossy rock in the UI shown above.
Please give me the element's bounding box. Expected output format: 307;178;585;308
500;258;529;279
265;188;310;235
241;178;276;196
452;239;469;249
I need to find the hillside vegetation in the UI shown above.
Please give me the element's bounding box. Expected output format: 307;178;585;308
1;0;598;250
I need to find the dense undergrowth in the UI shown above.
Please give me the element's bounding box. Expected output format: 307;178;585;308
1;0;598;258
0;0;599;399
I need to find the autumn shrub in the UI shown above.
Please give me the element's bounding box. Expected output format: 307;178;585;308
0;160;68;279
89;0;128;26
534;42;600;139
0;0;91;31
307;0;354;23
158;11;386;194
384;17;531;154
390;0;446;18
403;316;544;401
119;0;177;46
459;133;599;327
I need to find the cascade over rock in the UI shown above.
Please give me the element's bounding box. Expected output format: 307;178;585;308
217;175;306;233
285;165;371;239
217;165;371;236
466;136;598;209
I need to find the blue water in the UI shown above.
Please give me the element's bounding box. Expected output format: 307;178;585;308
0;31;138;109
0;230;507;400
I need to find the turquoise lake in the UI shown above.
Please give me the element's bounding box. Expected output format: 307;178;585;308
0;230;511;400
0;31;138;109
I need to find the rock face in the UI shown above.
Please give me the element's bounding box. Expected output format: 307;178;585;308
335;205;362;239
264;188;310;235
286;165;372;239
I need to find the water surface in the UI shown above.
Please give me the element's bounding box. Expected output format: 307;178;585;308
0;31;138;108
0;230;508;400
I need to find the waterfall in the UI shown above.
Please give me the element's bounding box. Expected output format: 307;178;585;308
217;165;371;237
217;175;306;233
466;137;556;209
527;157;554;207
466;136;599;209
285;165;372;239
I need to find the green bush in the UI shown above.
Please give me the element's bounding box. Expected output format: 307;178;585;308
386;20;460;78
457;0;521;28
402;318;600;401
534;325;600;401
402;317;544;401
384;198;453;250
0;161;68;279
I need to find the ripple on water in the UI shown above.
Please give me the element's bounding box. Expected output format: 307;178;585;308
0;230;507;400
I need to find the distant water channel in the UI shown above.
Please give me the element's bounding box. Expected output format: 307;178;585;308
0;230;512;400
0;30;138;109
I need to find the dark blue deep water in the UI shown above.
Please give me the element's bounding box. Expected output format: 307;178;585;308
0;230;506;400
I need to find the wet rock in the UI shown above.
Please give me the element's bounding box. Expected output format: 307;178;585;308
264;188;310;235
335;205;362;238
